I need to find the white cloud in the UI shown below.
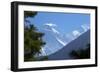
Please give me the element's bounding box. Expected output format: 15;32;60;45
72;30;81;37
66;34;74;41
81;24;90;32
43;23;57;31
51;28;60;34
44;23;57;27
55;37;66;46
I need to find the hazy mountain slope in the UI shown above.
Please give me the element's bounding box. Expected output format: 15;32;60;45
48;30;90;60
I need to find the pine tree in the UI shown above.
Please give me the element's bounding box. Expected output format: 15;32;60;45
24;11;46;61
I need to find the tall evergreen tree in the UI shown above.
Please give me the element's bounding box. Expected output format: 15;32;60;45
24;11;46;61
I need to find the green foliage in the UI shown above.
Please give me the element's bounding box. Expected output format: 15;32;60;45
40;56;48;61
69;44;90;59
24;11;46;61
24;11;37;18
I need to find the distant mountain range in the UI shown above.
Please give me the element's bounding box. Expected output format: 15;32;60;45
48;30;90;60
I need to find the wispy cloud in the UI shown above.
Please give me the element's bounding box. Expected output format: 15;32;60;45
51;28;60;34
43;23;57;31
44;23;57;27
44;23;67;46
81;24;90;32
55;37;67;46
66;34;74;42
72;30;81;37
66;24;90;42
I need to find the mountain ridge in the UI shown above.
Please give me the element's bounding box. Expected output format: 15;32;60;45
48;30;90;60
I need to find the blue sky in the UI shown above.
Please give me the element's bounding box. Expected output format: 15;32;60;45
27;12;90;34
25;11;90;55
